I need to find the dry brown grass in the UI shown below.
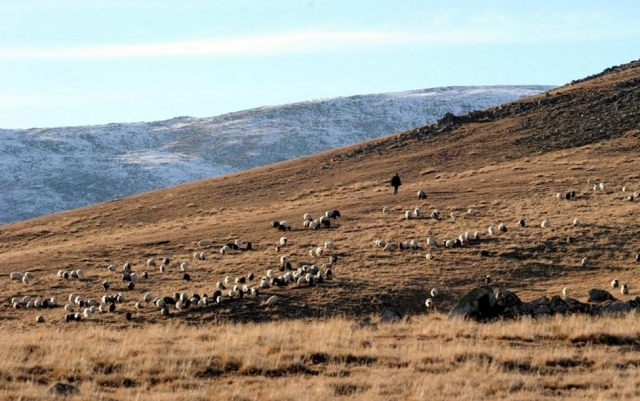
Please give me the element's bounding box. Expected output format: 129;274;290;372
3;314;640;400
1;62;640;399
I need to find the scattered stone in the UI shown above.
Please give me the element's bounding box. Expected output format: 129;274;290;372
380;308;402;323
588;288;616;303
449;286;497;321
48;382;79;396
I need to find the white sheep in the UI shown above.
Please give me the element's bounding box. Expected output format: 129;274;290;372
474;231;481;240
10;272;23;281
198;240;212;248
487;226;495;236
147;258;156;267
180;262;188;272
611;279;619;288
409;239;419;250
279;221;291;230
324;241;336;250
159;265;166;273
598;182;605;191
572;218;580;226
383;243;396;251
144;292;154;302
265;295;280;306
405;210;412;220
382;206;389;214
426;236;438;247
260;278;270;288
425;298;433;308
468;208;477;216
425;253;433;260
581;257;588;267
430;288;439;298
280;237;288;246
445;240;454;248
220;245;231;255
303;213;313;221
413;208;421;217
107;264;116;272
375;239;387;247
562;287;569;297
541;219;551;228
621;284;629;295
315;246;324;257
450;212;459;220
417;190;427;200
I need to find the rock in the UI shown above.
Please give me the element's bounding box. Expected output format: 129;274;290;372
48;382;79;396
602;301;632;315
449;286;497;321
548;295;570;314
495;288;522;308
563;297;591;314
588;288;616;303
380;308;402;323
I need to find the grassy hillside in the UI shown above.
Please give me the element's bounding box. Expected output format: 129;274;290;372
0;59;639;399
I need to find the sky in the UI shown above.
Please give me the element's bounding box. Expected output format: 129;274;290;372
1;0;639;129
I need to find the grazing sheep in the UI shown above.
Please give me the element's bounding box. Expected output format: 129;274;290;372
498;223;507;233
445;240;455;248
413;208;421;217
621;284;629;295
598;182;605;191
417;190;427;200
405;210;412;220
180;262;188;272
636;252;640;262
325;210;341;219
562;287;569;297
425;298;433;308
36;315;45;323
425;253;433;260
280;237;288;246
518;219;526;227
450;212;459;220
431;209;440;220
10;272;23;281
280;256;288;265
487;226;496;236
565;192;571;200
198;240;212;248
468;208;477;216
147;258;156;267
265;295;280;306
220;245;231;255
383;243;396;252
573;218;580;226
426;236;438;247
375;239;387;248
193;252;206;261
324;241;336;250
123;262;132;272
581;257;588;267
163;257;171;265
611;279;619;288
474;231;481;240
102;281;110;290
127;282;135;290
409;239;419;250
541;219;551;228
319;216;331;228
485;274;492;284
260;277;270;288
303;213;313;221
279;221;291;231
107;264;116;272
566;236;575;244
159;265;166;273
430;288;439;298
382;206;389;214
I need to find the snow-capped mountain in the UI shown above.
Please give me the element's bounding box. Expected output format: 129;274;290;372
0;85;552;224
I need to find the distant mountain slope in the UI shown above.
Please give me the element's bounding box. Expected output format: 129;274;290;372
0;85;552;224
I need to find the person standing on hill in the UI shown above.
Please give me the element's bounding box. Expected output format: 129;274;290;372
391;173;402;196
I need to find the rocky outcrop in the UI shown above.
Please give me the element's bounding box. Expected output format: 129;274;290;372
450;287;640;322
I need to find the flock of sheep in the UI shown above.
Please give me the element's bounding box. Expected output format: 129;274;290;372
7;210;342;324
6;176;640;324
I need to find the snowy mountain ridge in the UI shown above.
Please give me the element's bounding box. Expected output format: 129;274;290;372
0;85;553;224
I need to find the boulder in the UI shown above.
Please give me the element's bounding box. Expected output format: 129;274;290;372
449;286;497;321
602;301;632;315
380;308;403;323
49;382;79;396
548;295;570;314
495;288;522;308
563;297;591;314
588;288;616;303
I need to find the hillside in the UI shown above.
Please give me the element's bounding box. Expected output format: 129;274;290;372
0;60;639;399
0;85;551;224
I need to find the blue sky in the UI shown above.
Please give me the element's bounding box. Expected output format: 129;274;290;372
1;0;639;129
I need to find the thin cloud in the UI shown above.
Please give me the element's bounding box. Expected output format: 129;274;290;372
0;25;636;60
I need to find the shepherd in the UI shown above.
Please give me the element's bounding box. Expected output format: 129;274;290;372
391;173;402;196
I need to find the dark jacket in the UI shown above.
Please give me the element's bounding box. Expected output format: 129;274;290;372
391;174;402;187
